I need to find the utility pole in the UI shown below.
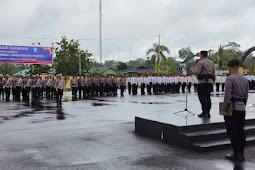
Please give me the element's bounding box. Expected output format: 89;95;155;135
117;47;120;75
99;0;102;65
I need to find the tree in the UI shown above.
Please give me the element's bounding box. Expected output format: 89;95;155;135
54;37;92;75
117;62;128;70
146;43;170;72
29;64;51;75
178;47;194;60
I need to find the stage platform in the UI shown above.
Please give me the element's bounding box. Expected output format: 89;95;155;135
135;92;255;152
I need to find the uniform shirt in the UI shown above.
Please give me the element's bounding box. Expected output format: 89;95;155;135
45;79;52;87
55;79;65;90
146;76;152;85
78;78;83;87
15;78;23;87
99;77;106;86
3;79;12;88
223;73;249;112
193;77;198;84
11;79;16;88
174;77;179;84
169;77;174;84
51;79;56;88
221;76;226;83
152;76;156;84
83;78;89;87
120;78;126;85
193;58;215;84
140;77;146;84
70;78;78;88
163;76;168;84
112;78;118;84
180;77;187;84
131;77;138;85
33;78;42;88
187;76;192;83
127;77;131;84
24;79;33;87
215;76;221;83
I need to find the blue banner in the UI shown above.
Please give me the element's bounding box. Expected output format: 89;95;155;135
0;45;53;64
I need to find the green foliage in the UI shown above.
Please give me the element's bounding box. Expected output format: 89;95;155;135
178;46;194;60
54;37;92;76
146;43;170;71
29;64;51;75
118;62;128;70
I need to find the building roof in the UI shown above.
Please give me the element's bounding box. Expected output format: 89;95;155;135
14;69;31;76
120;66;154;73
89;66;116;73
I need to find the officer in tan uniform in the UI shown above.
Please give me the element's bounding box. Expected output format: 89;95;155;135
70;75;78;99
78;75;83;99
119;75;126;96
193;50;215;118
55;74;65;105
3;74;12;101
82;74;89;98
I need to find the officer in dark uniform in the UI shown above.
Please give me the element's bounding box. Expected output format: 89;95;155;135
193;51;215;118
221;59;249;161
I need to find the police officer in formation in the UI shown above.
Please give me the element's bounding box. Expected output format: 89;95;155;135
193;50;215;118
221;59;249;161
245;74;255;90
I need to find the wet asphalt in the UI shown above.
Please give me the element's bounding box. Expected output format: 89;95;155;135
0;90;255;170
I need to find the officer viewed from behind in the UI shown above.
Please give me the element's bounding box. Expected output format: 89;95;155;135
193;50;215;118
221;59;249;161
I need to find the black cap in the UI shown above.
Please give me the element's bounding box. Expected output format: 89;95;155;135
227;59;240;67
200;51;208;57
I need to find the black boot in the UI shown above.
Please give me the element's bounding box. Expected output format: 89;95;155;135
198;112;205;118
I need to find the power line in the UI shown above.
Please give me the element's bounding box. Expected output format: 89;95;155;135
161;36;206;49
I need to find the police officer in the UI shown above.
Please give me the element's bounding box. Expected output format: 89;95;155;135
23;75;32;101
215;74;221;92
112;75;118;96
140;75;146;95
33;74;42;100
3;74;12;101
221;74;226;92
187;75;192;93
0;76;4;100
70;75;78;99
193;50;215;118
55;74;65;105
15;74;23;101
45;75;52;99
221;59;248;161
82;74;89;98
51;76;56;99
119;75;126;96
99;75;105;97
127;75;132;95
146;74;152;95
78;75;83;99
11;75;16;100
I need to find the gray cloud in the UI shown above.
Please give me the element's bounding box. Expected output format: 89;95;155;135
0;0;254;62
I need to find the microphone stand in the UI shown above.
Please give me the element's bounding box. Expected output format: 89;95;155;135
174;76;195;118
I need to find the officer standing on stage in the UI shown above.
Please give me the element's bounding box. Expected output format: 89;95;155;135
3;74;12;101
70;75;78;99
193;50;215;118
221;59;248;161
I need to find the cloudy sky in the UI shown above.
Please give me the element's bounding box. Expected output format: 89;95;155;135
0;0;254;62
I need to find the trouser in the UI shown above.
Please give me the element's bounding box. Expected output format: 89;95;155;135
177;83;181;93
222;83;225;91
40;87;44;99
198;83;213;114
112;83;117;95
78;86;83;99
22;88;26;101
25;86;31;101
99;83;104;96
171;84;176;93
147;83;152;94
15;86;21;101
182;83;186;93
187;83;191;93
120;85;125;95
83;86;88;98
105;84;109;94
0;87;4;99
12;88;16;99
224;111;246;156
252;80;255;90
72;87;77;98
128;83;131;94
153;84;156;94
46;86;51;99
164;84;168;93
34;87;40;99
194;84;198;92
56;89;63;104
141;83;145;95
216;83;220;92
132;84;137;95
4;87;10;101
91;84;96;96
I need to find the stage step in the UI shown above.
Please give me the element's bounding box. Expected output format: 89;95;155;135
192;135;255;152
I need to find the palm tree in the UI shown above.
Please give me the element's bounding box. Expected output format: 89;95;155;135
146;43;170;72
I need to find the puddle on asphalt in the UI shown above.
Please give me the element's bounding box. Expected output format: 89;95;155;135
92;103;110;106
140;102;171;104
